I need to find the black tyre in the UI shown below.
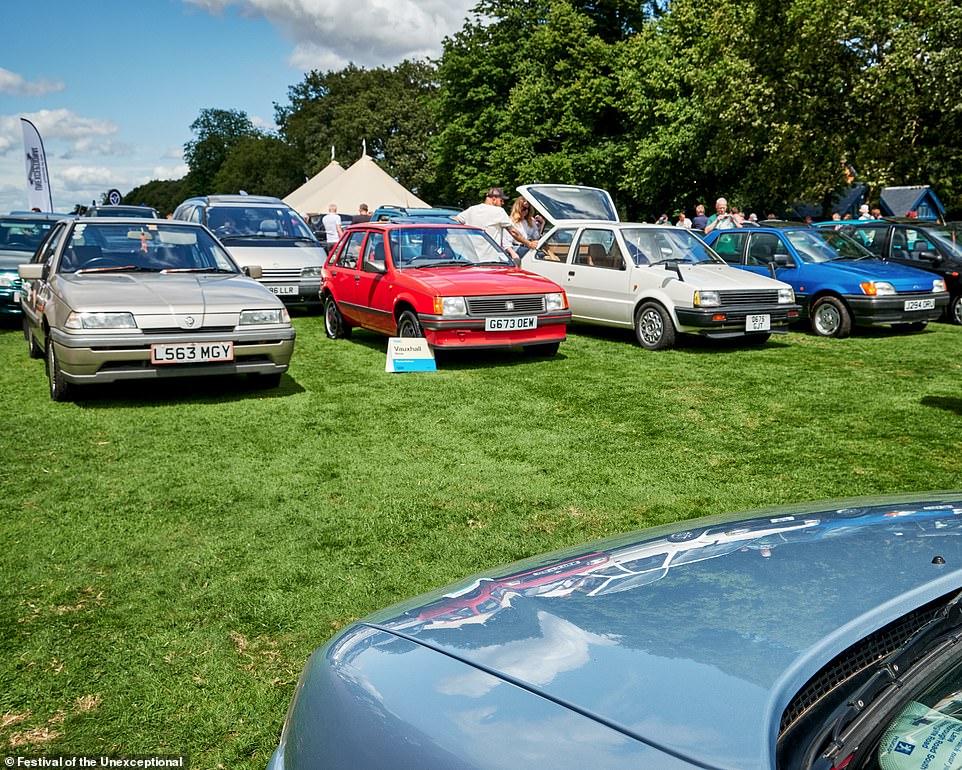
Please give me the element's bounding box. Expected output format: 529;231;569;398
24;319;43;359
810;296;852;338
522;341;560;357
634;302;676;350
948;295;962;326
396;310;424;338
323;295;351;339
46;342;73;402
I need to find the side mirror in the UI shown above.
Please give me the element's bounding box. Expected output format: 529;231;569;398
244;265;263;279
918;250;942;263
773;253;793;268
19;263;43;280
370;260;386;273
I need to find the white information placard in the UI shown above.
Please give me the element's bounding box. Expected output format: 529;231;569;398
386;337;436;373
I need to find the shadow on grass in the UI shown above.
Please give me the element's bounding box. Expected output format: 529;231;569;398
921;395;962;415
71;372;305;408
335;328;569;370
566;322;794;353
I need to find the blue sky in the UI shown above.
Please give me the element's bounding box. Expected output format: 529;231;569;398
0;0;474;212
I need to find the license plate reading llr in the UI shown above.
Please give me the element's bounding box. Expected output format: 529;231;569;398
269;285;298;296
151;342;234;364
484;316;537;331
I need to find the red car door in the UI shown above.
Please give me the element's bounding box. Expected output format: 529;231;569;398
354;231;396;333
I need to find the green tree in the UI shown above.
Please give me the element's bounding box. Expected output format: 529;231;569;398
212;135;304;197
182;108;261;197
122;179;188;217
275;61;439;198
432;0;636;209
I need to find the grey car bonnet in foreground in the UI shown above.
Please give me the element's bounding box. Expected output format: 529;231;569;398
270;492;962;769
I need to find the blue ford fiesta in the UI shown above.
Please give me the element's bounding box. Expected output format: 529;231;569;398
703;222;948;337
269;492;962;769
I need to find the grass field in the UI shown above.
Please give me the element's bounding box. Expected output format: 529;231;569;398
2;314;961;767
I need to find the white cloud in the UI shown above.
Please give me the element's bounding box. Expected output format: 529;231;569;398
58;165;118;191
183;0;475;69
0;67;65;97
150;163;190;182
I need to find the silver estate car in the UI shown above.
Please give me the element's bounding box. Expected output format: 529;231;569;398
19;218;296;401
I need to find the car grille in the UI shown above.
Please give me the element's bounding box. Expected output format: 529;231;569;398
778;592;950;736
142;326;237;335
465;295;546;316
261;268;302;281
719;290;781;306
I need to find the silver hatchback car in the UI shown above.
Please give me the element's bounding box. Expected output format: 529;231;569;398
19;218;296;401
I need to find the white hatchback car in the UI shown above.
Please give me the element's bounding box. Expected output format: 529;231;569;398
519;185;799;349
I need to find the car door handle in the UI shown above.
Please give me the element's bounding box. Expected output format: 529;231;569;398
354;275;360;283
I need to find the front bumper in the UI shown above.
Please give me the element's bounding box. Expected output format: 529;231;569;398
419;311;571;349
261;279;322;307
844;292;949;326
49;326;296;384
0;284;22;315
675;304;800;338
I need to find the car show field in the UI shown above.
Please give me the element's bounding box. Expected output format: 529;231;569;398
2;309;961;767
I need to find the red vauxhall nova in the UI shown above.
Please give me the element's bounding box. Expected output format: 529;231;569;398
320;222;571;355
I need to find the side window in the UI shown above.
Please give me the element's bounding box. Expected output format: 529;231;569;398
746;233;782;266
361;232;385;273
573;228;623;269
713;231;747;263
538;229;574;262
851;227;884;257
39;223;68;270
332;231;364;269
905;228;936;258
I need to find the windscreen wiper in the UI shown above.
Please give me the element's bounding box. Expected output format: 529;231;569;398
805;590;962;769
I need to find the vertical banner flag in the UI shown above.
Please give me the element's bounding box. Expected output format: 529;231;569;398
20;118;53;212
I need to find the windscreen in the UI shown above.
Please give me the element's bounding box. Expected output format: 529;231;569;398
389;227;513;268
58;222;239;273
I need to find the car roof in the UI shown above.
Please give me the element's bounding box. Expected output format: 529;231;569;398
354;492;962;769
190;194;285;206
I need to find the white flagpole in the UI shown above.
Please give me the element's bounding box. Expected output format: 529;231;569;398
20;118;53;212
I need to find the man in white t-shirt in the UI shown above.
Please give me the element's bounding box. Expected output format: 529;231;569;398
321;203;343;247
455;188;537;259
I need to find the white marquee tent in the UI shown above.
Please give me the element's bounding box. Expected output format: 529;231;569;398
283;159;345;214
284;153;429;215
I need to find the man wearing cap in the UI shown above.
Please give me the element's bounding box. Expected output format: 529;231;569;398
455;187;538;259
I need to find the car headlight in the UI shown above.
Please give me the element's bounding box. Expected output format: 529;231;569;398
64;311;137;330
239;308;290;325
0;271;18;288
933;278;946;292
693;290;720;307
545;292;567;311
860;281;895;296
778;287;795;304
301;266;322;278
434;296;466;315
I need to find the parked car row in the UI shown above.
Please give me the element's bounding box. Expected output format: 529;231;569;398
7;186;957;401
